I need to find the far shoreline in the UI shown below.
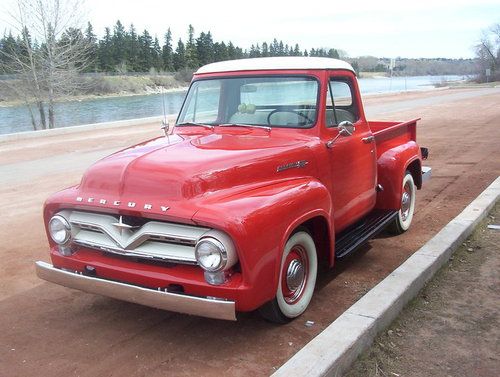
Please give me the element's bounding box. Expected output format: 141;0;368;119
0;85;189;108
0;73;473;109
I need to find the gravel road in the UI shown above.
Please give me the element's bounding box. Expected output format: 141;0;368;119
0;87;499;377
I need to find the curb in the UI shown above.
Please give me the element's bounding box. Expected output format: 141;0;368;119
273;176;500;377
0;115;177;143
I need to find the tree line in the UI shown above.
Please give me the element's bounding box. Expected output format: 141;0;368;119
1;21;340;75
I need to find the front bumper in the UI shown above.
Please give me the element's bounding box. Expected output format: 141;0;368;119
35;261;236;321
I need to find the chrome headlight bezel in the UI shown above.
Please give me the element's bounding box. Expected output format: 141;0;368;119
48;214;72;245
195;237;228;272
195;230;238;273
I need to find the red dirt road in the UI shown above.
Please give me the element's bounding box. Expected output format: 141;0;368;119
0;88;499;376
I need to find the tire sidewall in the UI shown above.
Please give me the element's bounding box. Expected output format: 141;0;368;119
398;172;416;231
276;231;317;318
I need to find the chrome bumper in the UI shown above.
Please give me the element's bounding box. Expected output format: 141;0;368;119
35;261;236;321
422;166;432;183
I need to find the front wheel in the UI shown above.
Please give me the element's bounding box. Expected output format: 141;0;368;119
259;231;318;323
388;171;416;234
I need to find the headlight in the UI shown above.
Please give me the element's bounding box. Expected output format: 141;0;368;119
195;231;238;273
48;215;72;245
195;237;227;272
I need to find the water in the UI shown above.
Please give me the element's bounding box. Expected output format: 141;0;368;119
0;75;464;135
357;75;463;94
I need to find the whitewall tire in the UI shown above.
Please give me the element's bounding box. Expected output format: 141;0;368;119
259;230;318;323
389;171;416;234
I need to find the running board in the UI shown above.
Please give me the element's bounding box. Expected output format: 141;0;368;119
335;210;398;259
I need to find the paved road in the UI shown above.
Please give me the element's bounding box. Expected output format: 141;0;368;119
364;87;500;116
0;87;499;377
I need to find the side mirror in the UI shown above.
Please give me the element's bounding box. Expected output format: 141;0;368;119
326;121;356;148
338;121;355;136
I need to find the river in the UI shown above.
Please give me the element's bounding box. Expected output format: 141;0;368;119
0;75;464;135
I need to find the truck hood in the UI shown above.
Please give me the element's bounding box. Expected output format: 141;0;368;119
78;130;316;207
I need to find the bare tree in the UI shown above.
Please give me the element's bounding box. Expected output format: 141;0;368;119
475;23;500;82
0;0;91;130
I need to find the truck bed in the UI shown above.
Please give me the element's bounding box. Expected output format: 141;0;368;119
369;118;420;158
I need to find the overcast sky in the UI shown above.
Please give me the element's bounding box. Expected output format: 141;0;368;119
1;0;499;58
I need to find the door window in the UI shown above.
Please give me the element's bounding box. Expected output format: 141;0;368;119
325;79;358;127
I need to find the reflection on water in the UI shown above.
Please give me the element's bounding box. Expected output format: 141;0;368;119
0;75;464;135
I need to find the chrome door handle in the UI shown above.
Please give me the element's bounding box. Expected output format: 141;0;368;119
362;136;375;143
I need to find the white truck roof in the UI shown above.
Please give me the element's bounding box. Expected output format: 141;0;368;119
196;57;355;74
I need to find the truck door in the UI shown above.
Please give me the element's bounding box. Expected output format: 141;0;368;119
323;75;377;232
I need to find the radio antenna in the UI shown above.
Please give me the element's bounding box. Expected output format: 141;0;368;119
160;87;169;137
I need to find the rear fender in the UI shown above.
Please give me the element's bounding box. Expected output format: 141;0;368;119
192;178;333;310
376;141;422;210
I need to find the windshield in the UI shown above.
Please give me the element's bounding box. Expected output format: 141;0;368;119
177;76;319;128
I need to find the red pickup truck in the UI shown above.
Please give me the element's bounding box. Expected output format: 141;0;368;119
36;57;431;323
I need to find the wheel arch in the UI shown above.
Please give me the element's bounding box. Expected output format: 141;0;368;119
299;215;334;268
278;211;333;277
376;141;422;210
406;158;422;189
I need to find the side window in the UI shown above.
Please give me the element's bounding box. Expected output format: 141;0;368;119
325;78;358;127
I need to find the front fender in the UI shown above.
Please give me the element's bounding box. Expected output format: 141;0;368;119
376;141;421;210
192;178;332;311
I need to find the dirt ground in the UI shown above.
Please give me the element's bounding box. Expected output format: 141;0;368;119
0;88;499;376
346;204;500;377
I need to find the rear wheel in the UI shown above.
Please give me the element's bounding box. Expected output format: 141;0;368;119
259;231;318;323
388;171;416;234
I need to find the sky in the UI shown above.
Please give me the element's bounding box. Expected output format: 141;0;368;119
1;0;499;58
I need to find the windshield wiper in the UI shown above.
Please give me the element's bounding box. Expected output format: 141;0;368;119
217;123;271;132
176;122;214;130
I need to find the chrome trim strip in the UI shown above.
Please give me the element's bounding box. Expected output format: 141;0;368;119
422;166;432;183
73;239;199;265
35;261;236;321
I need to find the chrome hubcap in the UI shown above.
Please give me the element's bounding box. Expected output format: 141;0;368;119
401;183;412;221
286;259;305;291
282;245;308;304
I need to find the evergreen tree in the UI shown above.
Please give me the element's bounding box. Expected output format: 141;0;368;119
292;43;301;56
152;36;162;71
162;28;173;71
249;44;259;58
138;29;153;71
261;42;269;57
2;19;346;74
98;27;113;71
112;20;127;71
270;38;279;56
196;31;214;66
126;24;140;71
227;41;236;59
0;33;20;73
213;41;228;62
84;22;98;72
328;48;339;59
185;24;199;68
173;38;186;70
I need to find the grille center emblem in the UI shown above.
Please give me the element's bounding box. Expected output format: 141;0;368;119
111;216;138;236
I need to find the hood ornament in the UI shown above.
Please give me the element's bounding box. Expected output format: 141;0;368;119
111;216;139;235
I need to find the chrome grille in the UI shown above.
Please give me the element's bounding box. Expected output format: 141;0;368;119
57;210;210;264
